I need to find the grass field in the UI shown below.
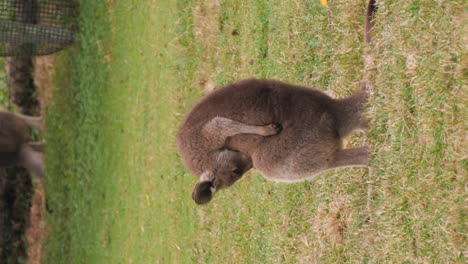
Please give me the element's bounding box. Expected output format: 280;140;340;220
43;0;466;263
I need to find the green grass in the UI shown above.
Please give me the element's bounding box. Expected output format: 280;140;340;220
43;0;466;263
0;59;11;108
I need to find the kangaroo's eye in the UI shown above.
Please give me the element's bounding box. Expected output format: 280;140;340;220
232;168;242;175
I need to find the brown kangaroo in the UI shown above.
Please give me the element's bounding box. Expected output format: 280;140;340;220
0;110;45;177
177;0;378;204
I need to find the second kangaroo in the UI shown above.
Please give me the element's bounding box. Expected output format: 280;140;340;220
0;110;45;177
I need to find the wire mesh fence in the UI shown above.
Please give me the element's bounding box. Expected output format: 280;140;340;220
0;0;78;57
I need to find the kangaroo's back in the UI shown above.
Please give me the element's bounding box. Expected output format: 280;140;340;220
180;79;335;129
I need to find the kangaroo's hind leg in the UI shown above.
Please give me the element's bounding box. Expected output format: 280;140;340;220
18;144;45;177
331;146;370;168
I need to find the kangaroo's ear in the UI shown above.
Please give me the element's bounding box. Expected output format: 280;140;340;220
192;180;215;205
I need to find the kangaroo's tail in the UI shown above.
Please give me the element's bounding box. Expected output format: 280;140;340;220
365;0;378;44
362;0;378;92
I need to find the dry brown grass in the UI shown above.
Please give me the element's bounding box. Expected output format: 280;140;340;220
184;0;466;263
26;55;56;264
311;199;353;255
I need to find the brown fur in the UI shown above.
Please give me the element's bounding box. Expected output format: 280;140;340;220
178;79;369;204
177;1;378;204
365;0;377;45
0;111;45;177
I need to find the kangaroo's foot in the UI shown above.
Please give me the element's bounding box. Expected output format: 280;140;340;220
29;142;45;153
19;144;45;177
261;123;282;136
15;113;45;131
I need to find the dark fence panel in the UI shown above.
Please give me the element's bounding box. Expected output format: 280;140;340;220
0;0;78;57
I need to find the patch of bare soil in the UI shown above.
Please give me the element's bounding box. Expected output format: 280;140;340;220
1;54;55;264
26;55;56;264
314;199;353;246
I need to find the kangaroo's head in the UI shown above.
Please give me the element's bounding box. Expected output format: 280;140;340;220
192;149;252;205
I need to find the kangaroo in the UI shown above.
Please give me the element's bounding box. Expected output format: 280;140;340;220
177;0;378;204
0;110;45;177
